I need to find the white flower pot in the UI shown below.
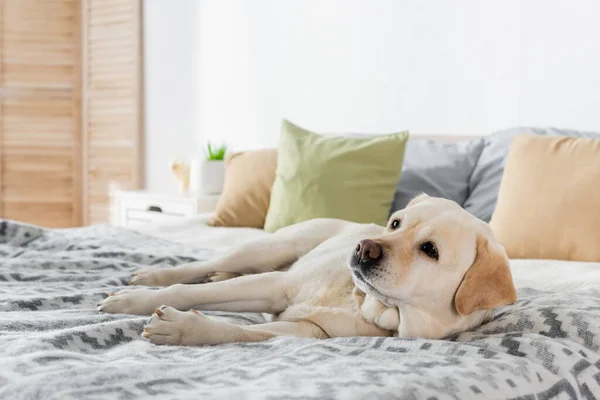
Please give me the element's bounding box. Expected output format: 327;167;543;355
189;159;225;195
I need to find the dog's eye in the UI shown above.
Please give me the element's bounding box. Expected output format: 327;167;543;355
420;241;439;260
390;219;401;230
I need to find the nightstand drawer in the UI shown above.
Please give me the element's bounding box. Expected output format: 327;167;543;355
112;190;220;228
120;197;196;217
126;209;187;224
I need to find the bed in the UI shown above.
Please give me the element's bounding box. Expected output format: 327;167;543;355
2;216;600;399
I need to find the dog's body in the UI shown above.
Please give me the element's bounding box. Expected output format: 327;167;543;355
99;195;517;346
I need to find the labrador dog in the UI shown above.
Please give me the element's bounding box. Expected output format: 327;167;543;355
98;194;517;345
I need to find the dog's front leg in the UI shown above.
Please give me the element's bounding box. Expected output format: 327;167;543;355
99;271;290;315
142;307;327;346
129;218;347;287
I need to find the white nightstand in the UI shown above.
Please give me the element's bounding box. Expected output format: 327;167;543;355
112;190;220;228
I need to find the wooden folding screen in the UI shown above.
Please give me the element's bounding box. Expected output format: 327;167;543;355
0;0;142;227
82;0;142;225
0;0;81;227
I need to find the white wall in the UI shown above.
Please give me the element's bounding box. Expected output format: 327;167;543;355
143;0;199;193
518;0;600;130
144;0;600;191
196;0;600;150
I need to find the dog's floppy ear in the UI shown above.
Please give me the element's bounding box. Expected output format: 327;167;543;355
454;237;517;316
406;193;430;208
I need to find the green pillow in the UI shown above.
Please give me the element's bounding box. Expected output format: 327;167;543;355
264;120;409;232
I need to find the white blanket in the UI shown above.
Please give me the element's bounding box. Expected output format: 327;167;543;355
2;218;600;399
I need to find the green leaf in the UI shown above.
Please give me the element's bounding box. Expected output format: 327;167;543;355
203;141;228;160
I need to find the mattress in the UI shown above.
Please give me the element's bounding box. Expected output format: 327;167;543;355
131;213;270;249
1;218;600;399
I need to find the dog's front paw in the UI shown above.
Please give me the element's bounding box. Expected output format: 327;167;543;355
142;306;218;346
129;268;175;286
360;294;386;323
375;307;400;331
361;293;399;331
97;289;158;315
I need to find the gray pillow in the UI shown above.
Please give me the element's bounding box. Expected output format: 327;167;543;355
464;127;600;222
391;138;485;213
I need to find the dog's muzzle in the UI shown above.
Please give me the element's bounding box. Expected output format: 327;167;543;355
350;239;383;270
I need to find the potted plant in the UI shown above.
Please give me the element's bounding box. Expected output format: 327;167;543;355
189;142;228;195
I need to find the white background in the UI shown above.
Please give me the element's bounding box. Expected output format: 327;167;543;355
143;0;600;192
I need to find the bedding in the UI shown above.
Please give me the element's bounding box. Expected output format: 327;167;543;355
391;138;485;213
209;149;278;229
264;120;408;232
490;135;600;261
2;219;600;399
464;126;600;222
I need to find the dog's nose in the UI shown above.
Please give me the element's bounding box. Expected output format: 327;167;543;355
355;239;383;263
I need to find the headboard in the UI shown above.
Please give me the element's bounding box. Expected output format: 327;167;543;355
410;135;483;143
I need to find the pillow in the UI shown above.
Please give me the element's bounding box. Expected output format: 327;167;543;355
391;138;485;213
264;120;409;232
464;127;600;222
490;135;600;261
209;149;277;228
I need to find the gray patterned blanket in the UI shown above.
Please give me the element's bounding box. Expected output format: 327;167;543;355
1;220;600;399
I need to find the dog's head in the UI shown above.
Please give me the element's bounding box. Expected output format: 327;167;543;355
348;194;516;338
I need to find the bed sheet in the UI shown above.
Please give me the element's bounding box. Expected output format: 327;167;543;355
1;219;600;399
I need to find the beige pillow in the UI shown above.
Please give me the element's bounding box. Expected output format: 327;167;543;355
490;135;600;261
209;149;277;228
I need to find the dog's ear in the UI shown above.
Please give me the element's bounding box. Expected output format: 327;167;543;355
406;193;430;208
454;238;517;316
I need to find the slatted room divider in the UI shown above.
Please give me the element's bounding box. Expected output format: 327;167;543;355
0;0;142;227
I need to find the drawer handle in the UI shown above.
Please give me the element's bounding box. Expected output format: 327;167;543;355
147;205;163;213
